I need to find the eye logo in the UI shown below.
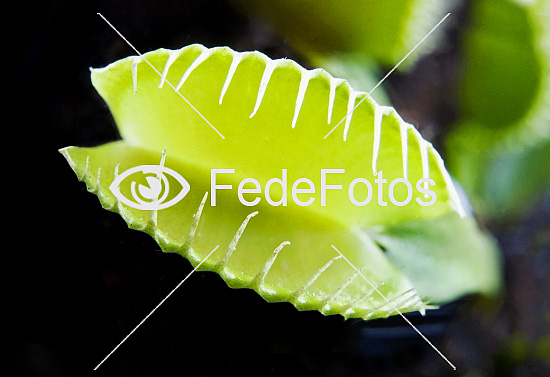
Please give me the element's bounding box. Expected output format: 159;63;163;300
109;165;190;211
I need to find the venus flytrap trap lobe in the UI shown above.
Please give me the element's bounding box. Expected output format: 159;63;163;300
62;13;500;371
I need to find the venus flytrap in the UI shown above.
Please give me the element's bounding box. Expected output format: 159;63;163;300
61;44;500;320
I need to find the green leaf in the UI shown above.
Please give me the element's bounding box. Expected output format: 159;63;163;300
61;44;500;320
447;0;550;218
368;212;501;303
231;0;457;67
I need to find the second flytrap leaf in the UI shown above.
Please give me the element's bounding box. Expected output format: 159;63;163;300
447;0;550;218
230;0;457;67
61;44;500;320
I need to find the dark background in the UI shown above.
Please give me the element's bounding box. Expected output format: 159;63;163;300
12;1;549;376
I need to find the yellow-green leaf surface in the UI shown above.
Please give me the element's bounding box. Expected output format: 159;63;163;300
231;0;457;67
447;0;550;217
61;44;500;320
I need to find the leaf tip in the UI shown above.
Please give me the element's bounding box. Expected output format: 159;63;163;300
59;146;76;172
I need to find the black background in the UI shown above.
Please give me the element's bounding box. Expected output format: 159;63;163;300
11;1;549;376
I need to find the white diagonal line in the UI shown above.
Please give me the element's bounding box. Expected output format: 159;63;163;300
94;245;220;370
324;13;451;139
331;245;456;370
97;13;225;140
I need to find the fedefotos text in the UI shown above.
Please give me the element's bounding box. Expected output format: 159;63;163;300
211;169;436;207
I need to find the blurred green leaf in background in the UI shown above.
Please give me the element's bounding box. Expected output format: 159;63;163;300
447;0;550;219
